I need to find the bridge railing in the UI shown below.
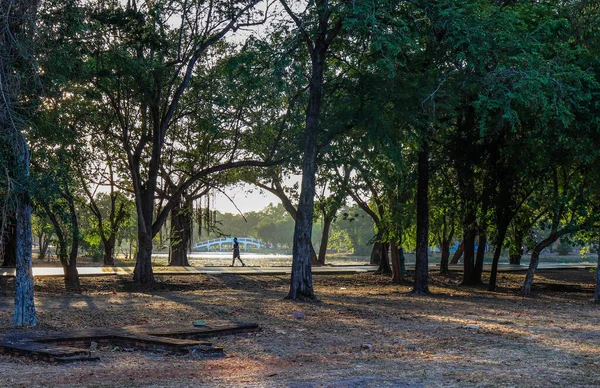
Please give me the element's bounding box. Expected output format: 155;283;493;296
193;237;265;249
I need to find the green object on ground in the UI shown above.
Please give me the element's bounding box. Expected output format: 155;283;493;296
193;320;207;327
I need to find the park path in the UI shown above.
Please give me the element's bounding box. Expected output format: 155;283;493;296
0;262;595;278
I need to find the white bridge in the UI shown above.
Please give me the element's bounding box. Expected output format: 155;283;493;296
193;237;265;251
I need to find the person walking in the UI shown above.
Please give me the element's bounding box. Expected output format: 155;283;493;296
231;237;246;267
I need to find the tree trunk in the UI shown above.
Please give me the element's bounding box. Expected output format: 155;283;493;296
522;232;558;296
64;261;81;293
38;232;49;262
399;246;407;274
102;235;116;266
595;230;600;304
450;241;463;264
13;200;37;327
287;44;328;301
473;232;486;284
509;230;524;265
169;196;191;267
317;216;333;265
488;222;509;291
375;243;391;275
412;142;429;294
391;241;401;283
370;242;382;265
440;240;450;275
461;227;477;285
134;230;155;285
288;196;317;300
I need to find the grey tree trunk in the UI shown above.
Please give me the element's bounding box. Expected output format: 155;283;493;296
522;233;558;296
13;199;37;327
286;45;326;300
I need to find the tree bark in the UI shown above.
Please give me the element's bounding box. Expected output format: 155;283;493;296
473;232;486;284
412;142;429;294
286;44;328;300
317;216;333;265
102;235;116;266
374;243;391;275
169;195;191;266
488;222;509;291
595;230;600;304
13;200;37;327
38;231;49;262
440;240;450;275
391;241;402;283
461;227;477;285
521;232;558;296
134;230;155;285
509;229;524;265
370;242;381;265
450;241;463;264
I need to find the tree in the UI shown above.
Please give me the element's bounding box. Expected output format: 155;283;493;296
83;0;274;284
0;0;38;327
276;0;349;300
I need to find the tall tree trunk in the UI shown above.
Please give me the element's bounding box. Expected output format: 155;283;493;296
38;232;49;261
169;196;191;266
521;232;558;296
450;241;463;264
391;241;401;283
65;197;81;293
440;239;450;275
133;190;156;284
488;222;509;291
13;200;37;327
473;232;486;284
412;142;429;294
317;216;333;265
461;227;477;285
287;42;328;301
595;230;600;304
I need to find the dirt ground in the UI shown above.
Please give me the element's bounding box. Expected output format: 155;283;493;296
0;269;599;387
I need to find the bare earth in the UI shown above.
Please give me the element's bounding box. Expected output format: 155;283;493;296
0;269;598;387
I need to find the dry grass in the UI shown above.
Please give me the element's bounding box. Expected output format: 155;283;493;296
0;269;598;387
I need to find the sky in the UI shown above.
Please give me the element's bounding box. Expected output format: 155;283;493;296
215;183;282;214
